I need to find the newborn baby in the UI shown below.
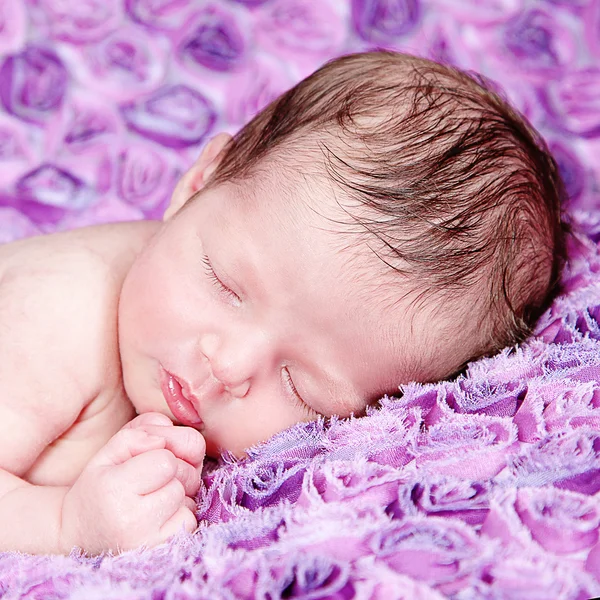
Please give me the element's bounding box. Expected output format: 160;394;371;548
0;51;566;555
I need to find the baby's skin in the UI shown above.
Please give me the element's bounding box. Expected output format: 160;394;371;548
0;134;415;555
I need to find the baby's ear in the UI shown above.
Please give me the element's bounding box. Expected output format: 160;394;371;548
163;132;232;220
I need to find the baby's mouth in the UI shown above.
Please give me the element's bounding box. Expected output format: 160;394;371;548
159;366;204;428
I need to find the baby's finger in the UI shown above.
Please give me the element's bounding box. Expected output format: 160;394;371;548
124;412;173;429
139;424;206;468
175;458;201;497
146;478;187;524
114;448;178;495
184;496;197;514
90;429;166;468
159;505;198;541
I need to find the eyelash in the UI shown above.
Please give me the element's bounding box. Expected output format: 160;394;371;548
201;255;241;304
282;367;313;415
202;255;313;415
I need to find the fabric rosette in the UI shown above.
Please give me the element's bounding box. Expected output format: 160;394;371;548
484;8;577;82
558;236;600;295
449;377;526;418
244;419;328;462
381;384;439;415
586;542;600;584
352;561;447;600
230;0;270;6
325;409;420;468
535;315;580;345
174;5;248;74
509;428;600;495
255;0;346;77
434;0;523;25
0;206;39;244
489;75;544;125
224;54;294;127
350;0;420;45
235;459;309;510
197;467;246;524
421;19;483;72
548;140;586;205
544;0;589;8
60;26;167;103
120;84;216;149
515;487;600;555
416;413;519;479
28;0;123;44
0;45;67;125
256;552;354;599
538;67;600;139
367;516;490;596
513;388;546;443
197;458;310;521
479;550;592;599
115;143;180;218
480;488;600;594
0;0;27;55
535;278;600;342
12;162;95;226
199;502;286;555
537;296;600;343
200;551;274;599
125;0;191;31
299;459;408;514
58;196;144;231
569;210;600;246
410;475;493;526
43;90;123;158
461;345;545;392
282;501;379;563
585;0;600;59
574;305;600;341
0;113;39;189
541;380;600;436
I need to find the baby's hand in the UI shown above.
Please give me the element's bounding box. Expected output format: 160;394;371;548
59;413;206;555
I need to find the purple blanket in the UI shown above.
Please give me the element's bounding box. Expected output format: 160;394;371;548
1;0;600;597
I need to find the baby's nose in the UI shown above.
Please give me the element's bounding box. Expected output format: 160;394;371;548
199;330;270;396
224;380;250;398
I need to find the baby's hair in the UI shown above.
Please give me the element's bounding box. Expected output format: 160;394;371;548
208;51;567;378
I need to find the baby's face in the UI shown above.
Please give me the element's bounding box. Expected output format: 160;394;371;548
118;179;412;457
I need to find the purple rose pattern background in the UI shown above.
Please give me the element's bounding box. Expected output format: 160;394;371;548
1;0;600;598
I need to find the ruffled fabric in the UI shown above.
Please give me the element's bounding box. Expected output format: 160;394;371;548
0;1;599;598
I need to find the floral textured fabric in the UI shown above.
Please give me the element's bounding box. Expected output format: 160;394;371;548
1;0;600;598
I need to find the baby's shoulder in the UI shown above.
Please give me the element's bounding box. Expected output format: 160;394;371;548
0;221;159;475
0;220;160;375
0;219;159;281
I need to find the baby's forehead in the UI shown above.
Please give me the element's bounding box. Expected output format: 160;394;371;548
208;179;469;410
223;168;405;292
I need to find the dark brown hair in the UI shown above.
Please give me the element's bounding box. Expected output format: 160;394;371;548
208;51;568;377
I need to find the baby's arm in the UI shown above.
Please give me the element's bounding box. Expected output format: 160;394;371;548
0;413;205;554
0;388;78;553
0;468;69;554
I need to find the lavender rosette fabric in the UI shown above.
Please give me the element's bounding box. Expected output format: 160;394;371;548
0;0;599;598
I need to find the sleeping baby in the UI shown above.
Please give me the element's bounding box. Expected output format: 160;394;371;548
0;51;566;555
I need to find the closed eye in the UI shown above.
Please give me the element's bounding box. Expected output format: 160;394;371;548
201;254;241;305
282;367;316;416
